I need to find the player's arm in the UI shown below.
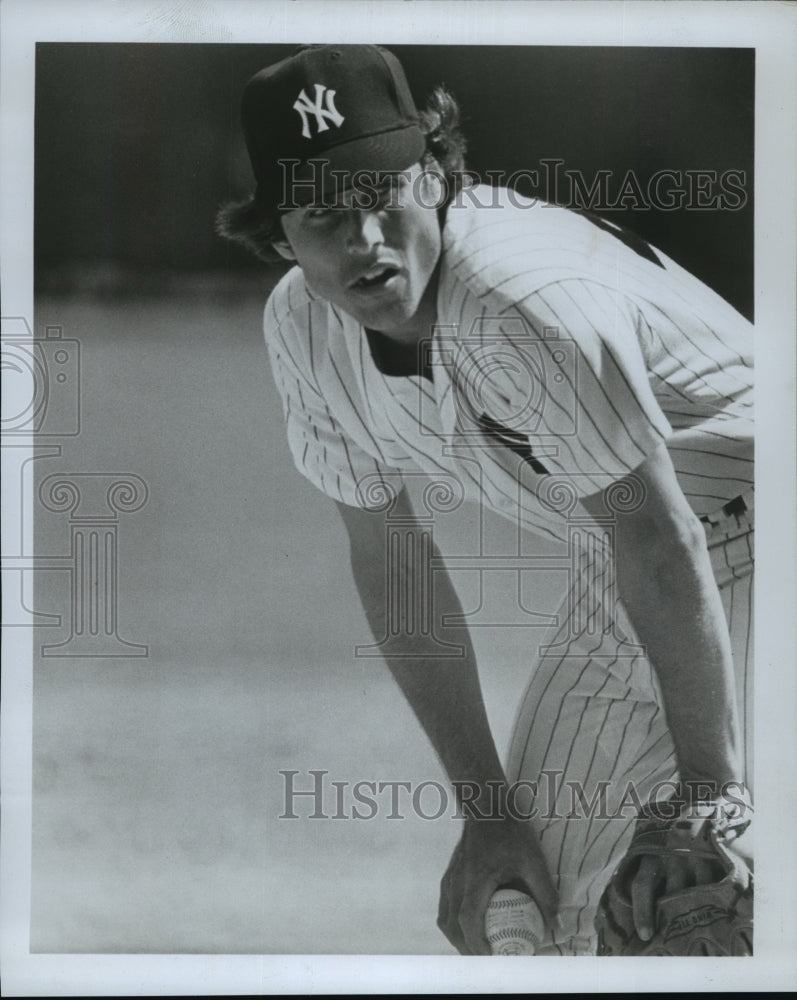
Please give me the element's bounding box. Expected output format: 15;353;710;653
581;440;747;938
582;441;742;794
335;488;559;954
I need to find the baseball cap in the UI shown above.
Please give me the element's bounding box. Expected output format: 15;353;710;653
241;44;426;211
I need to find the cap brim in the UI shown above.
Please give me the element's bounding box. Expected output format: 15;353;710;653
271;124;426;209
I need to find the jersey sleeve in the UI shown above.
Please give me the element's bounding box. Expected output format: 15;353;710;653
487;279;673;497
264;296;401;510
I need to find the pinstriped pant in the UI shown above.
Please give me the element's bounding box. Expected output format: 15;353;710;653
504;505;754;956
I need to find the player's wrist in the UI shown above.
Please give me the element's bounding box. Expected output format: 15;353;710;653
648;777;752;808
455;776;545;823
456;778;512;821
642;781;753;839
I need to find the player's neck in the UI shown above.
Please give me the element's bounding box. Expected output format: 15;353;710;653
371;261;440;349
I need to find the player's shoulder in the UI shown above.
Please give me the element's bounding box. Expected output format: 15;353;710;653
441;185;603;305
262;265;341;382
264;264;314;334
262;265;339;361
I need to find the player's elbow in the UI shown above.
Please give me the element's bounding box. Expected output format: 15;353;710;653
627;501;705;559
614;502;709;601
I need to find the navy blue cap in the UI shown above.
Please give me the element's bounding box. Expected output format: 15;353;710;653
241;45;425;210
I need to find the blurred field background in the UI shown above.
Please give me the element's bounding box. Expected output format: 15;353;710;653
30;43;753;953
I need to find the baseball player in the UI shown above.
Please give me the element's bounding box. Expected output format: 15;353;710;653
218;45;754;956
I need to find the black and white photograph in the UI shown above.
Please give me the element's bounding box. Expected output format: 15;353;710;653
2;0;796;994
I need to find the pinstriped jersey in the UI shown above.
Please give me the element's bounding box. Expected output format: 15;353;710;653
263;187;753;541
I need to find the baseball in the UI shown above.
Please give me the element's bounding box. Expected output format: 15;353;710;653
485;888;545;956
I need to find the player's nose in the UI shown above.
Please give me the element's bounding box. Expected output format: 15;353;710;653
344;208;385;254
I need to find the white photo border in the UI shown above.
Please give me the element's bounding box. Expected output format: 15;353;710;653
2;0;796;994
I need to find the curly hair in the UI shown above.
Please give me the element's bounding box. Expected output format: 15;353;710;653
215;86;468;264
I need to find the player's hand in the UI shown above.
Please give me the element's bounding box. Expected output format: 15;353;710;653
437;814;559;955
630;824;754;941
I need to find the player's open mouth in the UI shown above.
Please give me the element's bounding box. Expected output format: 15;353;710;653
351;265;400;291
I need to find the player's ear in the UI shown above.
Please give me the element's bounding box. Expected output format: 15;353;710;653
272;239;297;262
418;166;446;209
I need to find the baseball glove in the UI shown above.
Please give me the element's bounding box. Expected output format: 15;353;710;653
595;796;753;956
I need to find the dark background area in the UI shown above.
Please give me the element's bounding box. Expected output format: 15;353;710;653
35;43;754;317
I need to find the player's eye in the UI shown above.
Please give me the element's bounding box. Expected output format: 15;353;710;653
375;181;398;208
377;174;407;208
304;205;344;226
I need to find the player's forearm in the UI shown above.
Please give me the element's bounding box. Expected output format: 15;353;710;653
347;532;507;816
615;517;742;797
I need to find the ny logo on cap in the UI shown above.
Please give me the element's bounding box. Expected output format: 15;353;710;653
293;84;345;139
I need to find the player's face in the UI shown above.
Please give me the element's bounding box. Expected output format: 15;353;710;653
274;162;443;343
